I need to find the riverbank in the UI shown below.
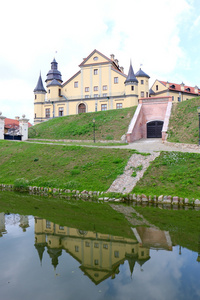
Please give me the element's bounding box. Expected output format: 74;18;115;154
1;184;199;208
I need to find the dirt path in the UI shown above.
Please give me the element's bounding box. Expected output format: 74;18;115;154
107;152;160;193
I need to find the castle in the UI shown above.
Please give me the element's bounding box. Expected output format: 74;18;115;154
34;49;150;124
34;49;200;125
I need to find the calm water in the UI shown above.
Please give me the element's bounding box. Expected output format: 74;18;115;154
0;212;199;300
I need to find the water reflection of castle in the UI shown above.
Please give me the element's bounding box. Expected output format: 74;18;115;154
34;217;172;284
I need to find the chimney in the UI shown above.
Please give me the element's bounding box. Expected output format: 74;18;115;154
114;59;119;66
120;66;124;73
15;116;20;120
110;54;115;60
166;81;169;89
181;82;185;91
194;85;199;94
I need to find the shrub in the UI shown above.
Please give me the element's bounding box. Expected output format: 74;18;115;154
14;178;29;191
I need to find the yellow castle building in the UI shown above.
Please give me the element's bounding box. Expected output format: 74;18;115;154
34;49;150;124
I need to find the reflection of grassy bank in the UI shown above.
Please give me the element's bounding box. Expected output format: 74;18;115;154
133;151;200;200
0;191;134;238
134;206;200;252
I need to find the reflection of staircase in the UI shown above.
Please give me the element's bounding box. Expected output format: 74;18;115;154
132;227;172;251
126;96;172;143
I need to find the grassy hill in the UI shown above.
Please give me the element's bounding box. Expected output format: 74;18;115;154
167;97;200;144
0;140;135;191
30;98;200;144
29;107;136;141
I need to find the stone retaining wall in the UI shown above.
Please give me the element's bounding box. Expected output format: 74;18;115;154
0;184;200;208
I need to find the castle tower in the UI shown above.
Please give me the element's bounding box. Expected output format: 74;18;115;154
34;73;46;124
45;58;63;85
135;68;150;98
45;58;63;112
124;62;138;106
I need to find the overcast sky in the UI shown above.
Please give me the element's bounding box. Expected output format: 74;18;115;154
0;0;200;123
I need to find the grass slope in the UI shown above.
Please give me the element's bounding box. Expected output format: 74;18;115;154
29;107;136;141
0;140;135;191
0;191;134;238
167;97;200;144
133;151;200;199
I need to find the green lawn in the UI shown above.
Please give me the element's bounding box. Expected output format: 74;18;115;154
167;97;200;144
133;151;200;200
0;140;135;191
29;106;136;141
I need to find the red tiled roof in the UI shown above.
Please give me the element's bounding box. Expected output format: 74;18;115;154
160;81;200;95
4;118;32;129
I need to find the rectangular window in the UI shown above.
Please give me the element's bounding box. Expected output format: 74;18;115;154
114;251;119;258
59;226;64;230
141;80;144;84
94;259;99;265
172;96;174;101
74;81;78;88
114;77;118;84
58;107;64;117
146;92;148;97
103;85;107;90
58;88;61;96
46;220;51;229
178;97;181;102
94;94;98;98
75;246;79;252
94;243;99;248
94;86;98;91
141;91;144;98
103;93;107;97
45;108;50;118
103;244;108;249
35;95;37;100
116;103;122;109
101;104;107;111
156;85;158;91
94;69;98;75
131;86;134;91
85;95;89;98
85;241;90;247
85;87;89;92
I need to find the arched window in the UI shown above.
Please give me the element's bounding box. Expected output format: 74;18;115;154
78;103;86;114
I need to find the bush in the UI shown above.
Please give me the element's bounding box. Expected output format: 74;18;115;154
14;178;29;191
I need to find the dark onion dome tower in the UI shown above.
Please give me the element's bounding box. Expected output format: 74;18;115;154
45;58;63;84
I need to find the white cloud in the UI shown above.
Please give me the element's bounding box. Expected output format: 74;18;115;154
0;0;196;121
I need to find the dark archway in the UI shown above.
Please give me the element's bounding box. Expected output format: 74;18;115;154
78;103;86;114
147;120;163;138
